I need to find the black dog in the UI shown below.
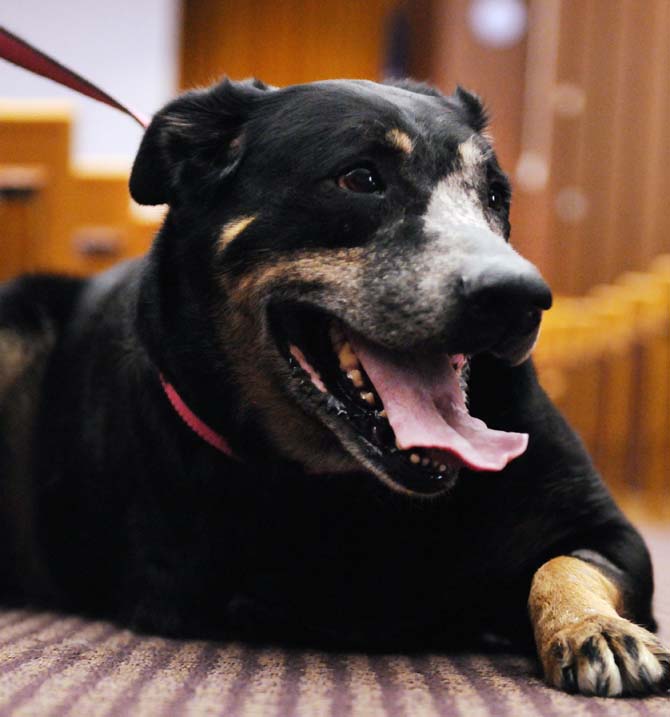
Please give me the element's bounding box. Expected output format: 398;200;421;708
0;78;668;696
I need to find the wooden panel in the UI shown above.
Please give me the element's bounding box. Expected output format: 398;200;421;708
600;1;660;284
181;0;399;89
515;0;670;294
0;166;45;279
417;0;527;174
639;1;670;269
0;103;161;279
507;0;560;274
0;198;36;280
0;103;71;272
540;0;595;295
570;0;624;292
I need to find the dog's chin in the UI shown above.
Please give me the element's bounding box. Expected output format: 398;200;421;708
491;325;541;367
266;303;467;497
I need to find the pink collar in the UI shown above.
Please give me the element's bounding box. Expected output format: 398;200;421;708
160;374;238;460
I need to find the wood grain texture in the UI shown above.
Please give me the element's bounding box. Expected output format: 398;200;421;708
181;0;398;90
0;103;161;278
518;0;670;293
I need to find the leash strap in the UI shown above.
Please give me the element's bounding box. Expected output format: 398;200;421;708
0;25;149;129
160;375;238;460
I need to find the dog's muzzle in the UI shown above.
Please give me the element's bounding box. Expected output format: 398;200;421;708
435;226;552;364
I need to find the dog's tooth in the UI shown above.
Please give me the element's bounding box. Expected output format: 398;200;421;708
378;409;387;418
361;391;375;406
409;453;421;464
421;457;430;467
347;369;364;388
338;342;359;371
438;464;447;473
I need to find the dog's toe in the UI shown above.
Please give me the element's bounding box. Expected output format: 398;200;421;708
605;625;670;695
543;615;670;696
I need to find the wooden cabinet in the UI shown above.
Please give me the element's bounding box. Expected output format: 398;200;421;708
0;166;44;281
0;103;161;280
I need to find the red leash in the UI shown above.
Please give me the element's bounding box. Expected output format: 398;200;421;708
0;25;149;129
0;26;241;459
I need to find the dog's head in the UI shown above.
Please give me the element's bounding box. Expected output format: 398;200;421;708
131;78;552;496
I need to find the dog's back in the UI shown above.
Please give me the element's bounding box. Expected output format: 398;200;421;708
0;274;84;597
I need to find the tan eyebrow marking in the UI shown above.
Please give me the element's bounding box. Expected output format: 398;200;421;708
218;215;256;252
386;128;414;155
457;136;485;168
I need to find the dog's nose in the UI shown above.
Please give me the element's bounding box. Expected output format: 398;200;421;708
461;268;553;333
464;269;553;313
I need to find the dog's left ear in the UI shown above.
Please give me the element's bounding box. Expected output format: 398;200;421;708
130;78;270;206
452;86;489;133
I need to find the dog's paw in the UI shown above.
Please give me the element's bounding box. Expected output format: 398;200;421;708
542;615;670;696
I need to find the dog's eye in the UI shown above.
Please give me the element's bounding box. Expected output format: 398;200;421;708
488;184;506;212
338;168;383;194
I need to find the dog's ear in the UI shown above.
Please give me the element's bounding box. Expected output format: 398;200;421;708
130;78;270;206
452;86;489;133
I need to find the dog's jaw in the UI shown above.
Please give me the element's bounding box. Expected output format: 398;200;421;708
257;302;533;496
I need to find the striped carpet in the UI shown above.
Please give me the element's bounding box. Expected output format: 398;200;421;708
0;528;668;716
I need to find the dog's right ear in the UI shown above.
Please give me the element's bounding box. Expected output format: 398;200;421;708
452;86;489;133
130;78;270;206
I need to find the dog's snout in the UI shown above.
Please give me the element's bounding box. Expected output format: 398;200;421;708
464;270;553;317
457;268;553;351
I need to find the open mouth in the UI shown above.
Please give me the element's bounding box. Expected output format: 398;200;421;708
268;304;528;495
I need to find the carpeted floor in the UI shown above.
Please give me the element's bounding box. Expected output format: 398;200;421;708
0;527;668;716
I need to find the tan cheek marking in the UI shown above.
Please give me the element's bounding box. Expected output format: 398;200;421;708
218;215;256;252
215;249;365;474
227;248;365;302
386;128;414;155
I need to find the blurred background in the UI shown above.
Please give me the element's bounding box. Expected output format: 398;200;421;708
1;0;669;520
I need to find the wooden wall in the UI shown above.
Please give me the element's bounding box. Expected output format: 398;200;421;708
511;0;670;295
181;0;398;89
0;103;161;280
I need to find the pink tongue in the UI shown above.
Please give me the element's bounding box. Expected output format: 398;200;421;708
348;333;528;472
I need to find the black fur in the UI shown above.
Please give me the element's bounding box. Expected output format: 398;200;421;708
0;78;657;655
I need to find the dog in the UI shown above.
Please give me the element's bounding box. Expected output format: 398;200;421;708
0;77;668;697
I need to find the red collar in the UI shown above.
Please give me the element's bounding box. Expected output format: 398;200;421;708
160;374;238;460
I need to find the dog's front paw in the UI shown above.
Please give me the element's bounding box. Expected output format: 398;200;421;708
542;615;670;696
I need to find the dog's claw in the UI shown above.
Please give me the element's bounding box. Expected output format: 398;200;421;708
543;615;670;697
561;665;577;693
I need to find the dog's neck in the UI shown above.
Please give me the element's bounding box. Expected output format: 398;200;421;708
159;374;238;460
